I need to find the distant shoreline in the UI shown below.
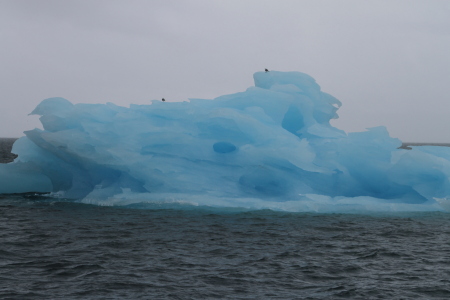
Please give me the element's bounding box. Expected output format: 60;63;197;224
0;138;18;163
2;138;450;145
1;138;450;164
398;142;450;150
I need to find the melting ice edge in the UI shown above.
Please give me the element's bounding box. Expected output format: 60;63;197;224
2;71;450;212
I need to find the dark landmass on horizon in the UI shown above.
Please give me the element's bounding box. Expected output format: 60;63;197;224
0;138;449;164
0;138;18;163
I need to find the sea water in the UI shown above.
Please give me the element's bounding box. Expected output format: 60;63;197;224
1;194;450;299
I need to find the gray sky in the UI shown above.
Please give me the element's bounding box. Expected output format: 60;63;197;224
1;0;450;142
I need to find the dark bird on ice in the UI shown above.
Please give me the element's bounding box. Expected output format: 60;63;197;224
265;68;269;72
162;98;166;102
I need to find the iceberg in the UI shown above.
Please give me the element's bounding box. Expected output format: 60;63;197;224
1;71;450;212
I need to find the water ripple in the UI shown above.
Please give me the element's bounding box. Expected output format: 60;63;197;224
1;198;450;299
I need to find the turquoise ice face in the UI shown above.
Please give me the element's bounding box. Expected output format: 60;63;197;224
1;71;449;212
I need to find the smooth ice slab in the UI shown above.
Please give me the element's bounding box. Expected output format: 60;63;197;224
1;71;450;212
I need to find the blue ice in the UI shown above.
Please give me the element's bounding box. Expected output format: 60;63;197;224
1;71;450;212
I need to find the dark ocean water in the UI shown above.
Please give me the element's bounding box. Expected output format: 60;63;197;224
1;195;450;299
2;139;450;299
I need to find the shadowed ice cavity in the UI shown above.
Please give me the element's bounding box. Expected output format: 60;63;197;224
1;71;450;212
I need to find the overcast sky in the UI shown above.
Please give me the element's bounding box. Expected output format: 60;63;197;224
1;0;450;142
